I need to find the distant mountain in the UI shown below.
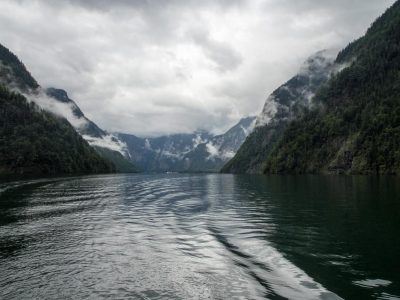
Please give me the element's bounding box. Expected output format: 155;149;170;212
118;116;256;172
0;42;134;174
182;116;256;172
118;131;212;172
222;50;337;173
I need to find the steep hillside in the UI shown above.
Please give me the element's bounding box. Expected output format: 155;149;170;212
43;87;131;159
0;42;136;174
93;147;137;173
45;88;106;138
222;51;336;173
265;1;400;174
0;85;115;176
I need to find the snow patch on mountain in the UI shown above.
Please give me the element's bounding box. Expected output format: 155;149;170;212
144;139;152;150
82;134;130;156
192;133;208;148
205;116;256;160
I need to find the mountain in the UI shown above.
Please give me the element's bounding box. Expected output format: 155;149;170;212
0;42;136;174
118;131;212;172
41;87;131;158
45;88;106;138
118;116;256;172
182;116;256;172
222;51;337;173
264;1;400;175
0;85;115;176
93;146;137;173
41;88;134;173
224;1;400;175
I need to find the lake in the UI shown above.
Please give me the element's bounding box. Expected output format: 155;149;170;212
0;174;399;299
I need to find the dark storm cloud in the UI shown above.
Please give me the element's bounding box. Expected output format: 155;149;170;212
0;0;395;136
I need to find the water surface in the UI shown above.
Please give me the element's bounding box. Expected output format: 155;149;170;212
0;174;399;299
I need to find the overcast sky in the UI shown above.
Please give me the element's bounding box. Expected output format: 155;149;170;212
0;0;395;136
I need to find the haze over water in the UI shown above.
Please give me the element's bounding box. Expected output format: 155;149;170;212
0;174;399;299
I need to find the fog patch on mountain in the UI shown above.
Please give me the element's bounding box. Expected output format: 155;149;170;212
26;90;88;129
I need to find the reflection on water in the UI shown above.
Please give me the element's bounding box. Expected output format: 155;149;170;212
0;174;399;299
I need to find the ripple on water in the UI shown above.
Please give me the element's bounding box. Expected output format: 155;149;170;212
0;174;399;299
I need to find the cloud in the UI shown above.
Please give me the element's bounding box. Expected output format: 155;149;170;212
189;27;243;72
25;89;89;129
0;0;395;136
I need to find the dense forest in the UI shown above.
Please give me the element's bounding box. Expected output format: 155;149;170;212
264;1;400;174
0;85;115;176
222;1;400;175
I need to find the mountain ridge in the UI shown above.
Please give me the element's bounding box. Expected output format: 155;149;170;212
118;116;256;172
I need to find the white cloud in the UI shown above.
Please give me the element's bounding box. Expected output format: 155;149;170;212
256;95;278;127
25;89;88;129
24;88;129;156
0;0;395;136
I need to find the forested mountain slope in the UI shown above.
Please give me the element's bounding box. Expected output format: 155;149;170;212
265;1;400;174
0;85;115;176
0;42;135;175
222;51;336;173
